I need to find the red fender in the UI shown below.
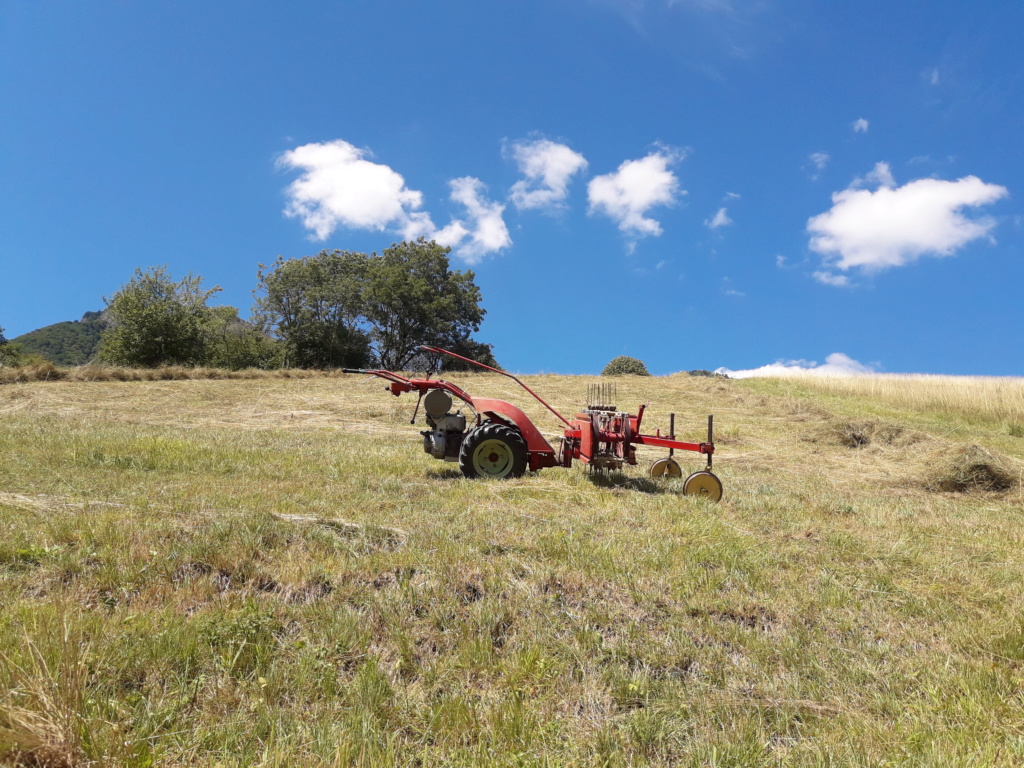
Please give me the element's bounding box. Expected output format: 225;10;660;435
471;397;556;465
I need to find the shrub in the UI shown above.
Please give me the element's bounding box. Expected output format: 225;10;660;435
99;266;221;367
0;342;43;368
601;356;650;376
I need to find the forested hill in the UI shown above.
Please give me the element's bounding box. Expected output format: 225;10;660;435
13;310;107;365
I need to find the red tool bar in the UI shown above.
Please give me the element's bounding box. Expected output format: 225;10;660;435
634;435;714;454
418;345;573;428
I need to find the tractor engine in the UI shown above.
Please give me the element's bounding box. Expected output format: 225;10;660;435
420;389;467;462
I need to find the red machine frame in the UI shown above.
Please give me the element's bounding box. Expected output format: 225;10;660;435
345;345;715;475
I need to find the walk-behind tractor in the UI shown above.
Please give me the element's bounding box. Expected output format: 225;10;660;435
343;346;723;500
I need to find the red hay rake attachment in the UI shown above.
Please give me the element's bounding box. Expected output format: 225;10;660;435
342;346;722;501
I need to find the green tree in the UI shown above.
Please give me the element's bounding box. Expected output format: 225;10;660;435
100;266;221;367
206;307;285;370
364;239;486;370
0;324;32;367
253;250;372;368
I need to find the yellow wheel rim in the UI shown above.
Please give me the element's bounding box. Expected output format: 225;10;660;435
472;438;515;478
683;471;723;501
650;457;683;479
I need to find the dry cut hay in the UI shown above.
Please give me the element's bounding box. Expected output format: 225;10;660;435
798;418;1019;497
830;420;905;448
0;361;64;384
920;443;1019;494
273;513;408;551
804;418;925;450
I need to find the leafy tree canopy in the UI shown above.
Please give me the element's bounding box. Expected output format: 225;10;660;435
253;250;371;369
100;266;222;367
254;240;491;371
206;306;285;371
0;323;35;367
364;239;486;370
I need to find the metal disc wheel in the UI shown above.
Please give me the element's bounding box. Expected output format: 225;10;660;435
683;471;723;501
458;422;528;479
650;457;683;479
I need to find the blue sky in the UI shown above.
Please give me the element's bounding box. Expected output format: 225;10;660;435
2;1;1022;376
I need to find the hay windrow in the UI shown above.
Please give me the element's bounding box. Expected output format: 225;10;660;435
803;419;925;450
921;443;1019;494
0;364;345;386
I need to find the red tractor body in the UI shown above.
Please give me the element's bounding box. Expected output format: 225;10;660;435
343;346;723;500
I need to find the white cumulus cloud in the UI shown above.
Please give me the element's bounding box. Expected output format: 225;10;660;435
279;140;434;241
716;353;875;379
507;138;588;212
807;162;1008;275
852;118;869;133
854;161;895;189
705;207;733;229
587;149;684;241
809;152;830;171
812;270;850;287
279;140;510;263
434;177;511;265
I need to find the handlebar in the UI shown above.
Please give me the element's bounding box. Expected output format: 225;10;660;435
416;345;572;428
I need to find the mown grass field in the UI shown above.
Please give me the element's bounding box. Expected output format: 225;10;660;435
1;370;1023;766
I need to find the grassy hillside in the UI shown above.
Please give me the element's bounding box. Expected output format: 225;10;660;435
1;372;1023;766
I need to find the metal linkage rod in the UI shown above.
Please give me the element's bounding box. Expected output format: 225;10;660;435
417;346;573;427
707;414;714;470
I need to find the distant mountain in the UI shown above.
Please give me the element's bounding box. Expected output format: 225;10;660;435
14;310;108;365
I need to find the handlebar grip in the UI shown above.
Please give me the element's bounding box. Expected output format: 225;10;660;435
341;368;369;374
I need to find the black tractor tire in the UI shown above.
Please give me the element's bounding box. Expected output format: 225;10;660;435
458;421;528;479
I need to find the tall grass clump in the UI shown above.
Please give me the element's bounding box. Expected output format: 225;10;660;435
0;621;94;767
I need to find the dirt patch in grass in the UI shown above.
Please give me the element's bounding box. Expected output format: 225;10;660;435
688;605;778;632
